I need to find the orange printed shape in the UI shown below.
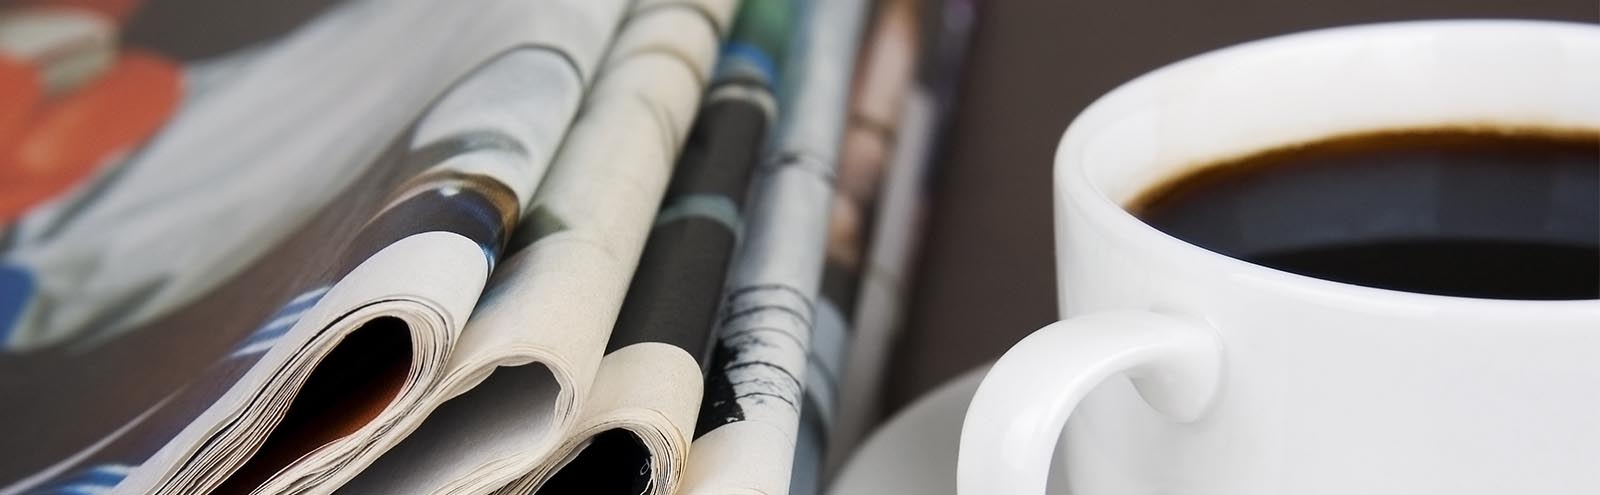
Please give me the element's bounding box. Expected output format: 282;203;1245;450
0;54;42;152
1;50;179;222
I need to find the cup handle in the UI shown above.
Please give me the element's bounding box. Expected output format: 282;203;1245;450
957;310;1224;495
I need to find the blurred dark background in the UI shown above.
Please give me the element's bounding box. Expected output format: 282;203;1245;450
886;0;1598;412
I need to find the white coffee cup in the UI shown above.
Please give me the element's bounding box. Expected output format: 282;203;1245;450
957;20;1600;495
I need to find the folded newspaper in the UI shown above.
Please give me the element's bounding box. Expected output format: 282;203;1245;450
679;0;869;493
795;1;923;492
509;1;794;494
831;0;979;474
3;0;624;493
0;0;965;493
342;0;737;491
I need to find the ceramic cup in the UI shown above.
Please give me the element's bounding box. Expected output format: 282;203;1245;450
958;20;1600;495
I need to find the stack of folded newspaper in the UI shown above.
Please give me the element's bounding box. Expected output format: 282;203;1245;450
0;0;975;493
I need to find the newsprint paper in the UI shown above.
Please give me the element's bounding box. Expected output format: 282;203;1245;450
339;0;737;494
2;0;622;494
507;1;794;494
679;0;869;493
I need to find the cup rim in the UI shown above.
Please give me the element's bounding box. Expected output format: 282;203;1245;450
1055;19;1600;311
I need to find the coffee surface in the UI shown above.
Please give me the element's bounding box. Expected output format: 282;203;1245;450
1133;128;1600;300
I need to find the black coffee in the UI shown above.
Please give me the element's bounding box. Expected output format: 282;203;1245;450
1132;128;1600;300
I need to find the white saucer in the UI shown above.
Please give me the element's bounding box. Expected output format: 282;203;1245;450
829;363;1076;495
828;365;989;495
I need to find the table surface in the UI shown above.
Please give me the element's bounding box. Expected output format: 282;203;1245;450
886;0;1597;414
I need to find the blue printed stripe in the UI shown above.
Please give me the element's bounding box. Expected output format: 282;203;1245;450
28;463;133;495
0;264;36;348
716;41;777;85
67;467;120;487
228;285;330;359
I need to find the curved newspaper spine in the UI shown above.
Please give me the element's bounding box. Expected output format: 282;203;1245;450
503;1;793;494
829;0;979;474
1;2;630;486
680;0;870;493
791;1;924;493
98;1;629;494
336;1;729;494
